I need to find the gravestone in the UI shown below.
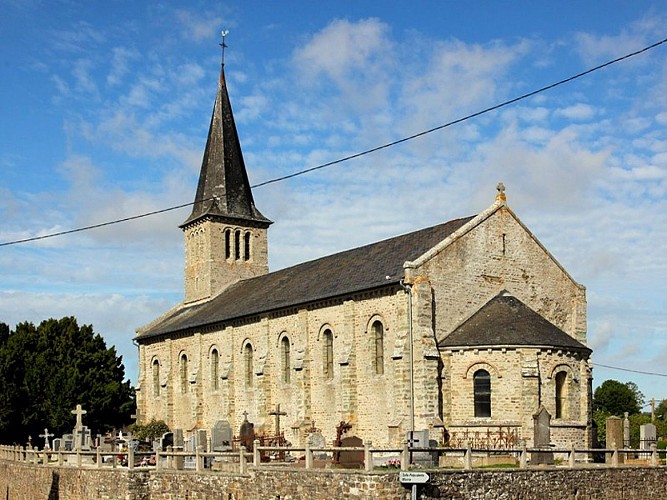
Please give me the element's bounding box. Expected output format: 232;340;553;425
184;435;196;469
623;412;630;448
239;414;255;451
307;431;328;460
52;439;61;452
408;430;437;467
640;423;657;450
532;406;553;465
173;430;185;470
338;436;364;468
62;434;74;452
606;416;624;464
75;425;92;451
160;432;174;451
212;420;232;451
196;429;208;452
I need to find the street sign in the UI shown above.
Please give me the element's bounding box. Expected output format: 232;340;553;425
399;471;430;484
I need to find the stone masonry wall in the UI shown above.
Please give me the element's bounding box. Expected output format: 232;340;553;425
2;461;667;500
417;205;587;344
138;286;430;448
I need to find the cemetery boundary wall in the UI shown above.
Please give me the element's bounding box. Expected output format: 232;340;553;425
2;460;667;499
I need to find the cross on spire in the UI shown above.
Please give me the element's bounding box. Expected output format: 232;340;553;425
220;30;229;66
269;404;288;436
71;404;87;429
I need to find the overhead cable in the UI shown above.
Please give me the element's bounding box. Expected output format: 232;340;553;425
1;36;666;248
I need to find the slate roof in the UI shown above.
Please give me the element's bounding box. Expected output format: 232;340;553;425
438;292;591;353
181;66;271;228
137;215;475;340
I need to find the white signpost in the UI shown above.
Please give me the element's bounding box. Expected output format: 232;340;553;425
399;471;430;484
399;471;430;499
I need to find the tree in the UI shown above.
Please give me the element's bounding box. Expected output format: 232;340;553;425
0;317;134;444
132;419;170;443
593;379;642;416
656;399;667;421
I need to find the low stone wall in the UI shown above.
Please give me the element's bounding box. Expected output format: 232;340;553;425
1;461;666;499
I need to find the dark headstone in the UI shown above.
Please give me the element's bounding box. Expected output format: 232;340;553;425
338;436;364;468
160;432;173;452
239;415;255;451
212;420;232;451
532;406;553;465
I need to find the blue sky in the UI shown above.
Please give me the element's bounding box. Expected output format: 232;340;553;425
1;0;666;406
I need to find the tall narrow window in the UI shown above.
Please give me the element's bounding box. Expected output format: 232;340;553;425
473;369;491;417
152;359;160;397
180;354;188;394
225;229;231;259
234;230;241;260
555;371;568;419
211;349;219;391
372;320;384;375
244;232;251;261
323;329;333;380
281;337;291;383
244;343;253;387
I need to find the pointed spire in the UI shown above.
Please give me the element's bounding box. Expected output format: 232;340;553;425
182;41;271;228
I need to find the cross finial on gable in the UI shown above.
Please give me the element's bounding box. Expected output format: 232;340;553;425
496;182;507;202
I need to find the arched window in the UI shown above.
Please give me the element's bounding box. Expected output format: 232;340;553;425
323;329;333;380
224;229;231;259
152;359;160;397
180;354;188;394
234;230;241;260
555;371;568;419
473;369;491;417
211;349;219;391
372;320;384;375
244;343;253;387
244;232;251;261
281;337;291;383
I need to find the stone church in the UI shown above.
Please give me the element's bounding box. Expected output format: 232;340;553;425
135;59;593;450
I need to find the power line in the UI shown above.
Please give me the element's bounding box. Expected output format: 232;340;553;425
0;201;199;247
252;36;667;189
2;36;667;248
593;362;667;378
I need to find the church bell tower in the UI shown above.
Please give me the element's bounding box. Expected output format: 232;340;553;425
180;49;272;304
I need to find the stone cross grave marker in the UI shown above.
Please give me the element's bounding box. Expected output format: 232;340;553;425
269;404;287;436
39;428;54;450
212;420;232;451
71;404;87;430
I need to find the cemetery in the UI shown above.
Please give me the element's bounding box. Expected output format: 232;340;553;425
0;403;666;499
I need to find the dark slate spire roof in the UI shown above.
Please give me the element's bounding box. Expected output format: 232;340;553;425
438;292;590;353
137;215;475;340
181;64;271;227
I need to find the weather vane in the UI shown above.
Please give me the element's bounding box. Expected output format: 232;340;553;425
220;30;229;66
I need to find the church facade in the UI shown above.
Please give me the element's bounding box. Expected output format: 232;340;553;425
135;60;593;450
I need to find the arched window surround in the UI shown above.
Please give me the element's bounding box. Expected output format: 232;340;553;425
179;353;189;394
152;358;161;397
210;347;219;391
473;369;492;418
366;317;385;375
